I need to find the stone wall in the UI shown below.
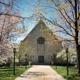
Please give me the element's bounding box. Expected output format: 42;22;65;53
20;20;62;64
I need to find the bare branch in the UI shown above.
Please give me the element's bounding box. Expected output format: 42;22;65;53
0;13;26;19
0;1;11;6
68;0;75;10
63;8;74;22
42;15;75;38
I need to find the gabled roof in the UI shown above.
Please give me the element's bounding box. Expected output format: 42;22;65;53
22;20;60;42
29;20;46;34
23;20;46;41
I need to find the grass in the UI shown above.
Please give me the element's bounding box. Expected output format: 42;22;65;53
51;66;80;80
0;66;31;80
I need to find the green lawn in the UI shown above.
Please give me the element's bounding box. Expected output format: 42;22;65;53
51;66;80;80
0;66;31;80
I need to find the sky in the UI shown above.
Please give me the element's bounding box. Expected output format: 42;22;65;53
15;0;56;43
14;0;75;44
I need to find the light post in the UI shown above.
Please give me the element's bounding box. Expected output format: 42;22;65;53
25;54;27;68
53;54;57;69
13;48;16;75
65;48;69;75
63;40;69;75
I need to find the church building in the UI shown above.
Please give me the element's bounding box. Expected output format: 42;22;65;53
19;20;62;64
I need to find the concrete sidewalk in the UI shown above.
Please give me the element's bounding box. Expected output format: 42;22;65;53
15;65;65;80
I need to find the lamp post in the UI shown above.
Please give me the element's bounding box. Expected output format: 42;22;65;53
55;54;57;69
13;48;16;75
25;54;27;68
53;54;57;69
65;48;69;75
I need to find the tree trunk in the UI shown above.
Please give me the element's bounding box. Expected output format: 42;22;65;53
77;45;80;74
75;0;80;74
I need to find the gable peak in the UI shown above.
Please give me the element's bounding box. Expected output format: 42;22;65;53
38;19;45;24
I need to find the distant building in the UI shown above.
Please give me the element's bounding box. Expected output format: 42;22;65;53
19;20;62;64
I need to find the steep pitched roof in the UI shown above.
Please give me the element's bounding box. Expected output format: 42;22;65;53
22;20;60;42
23;20;46;41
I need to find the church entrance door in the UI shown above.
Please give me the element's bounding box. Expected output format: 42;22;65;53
38;56;44;63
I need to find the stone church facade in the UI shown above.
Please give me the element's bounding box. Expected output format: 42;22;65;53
20;20;62;64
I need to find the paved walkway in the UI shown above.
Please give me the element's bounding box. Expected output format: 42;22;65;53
15;65;65;80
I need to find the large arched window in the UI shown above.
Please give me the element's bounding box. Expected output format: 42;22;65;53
37;37;45;44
